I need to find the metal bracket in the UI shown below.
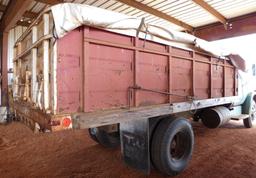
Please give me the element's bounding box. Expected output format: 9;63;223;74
120;119;150;174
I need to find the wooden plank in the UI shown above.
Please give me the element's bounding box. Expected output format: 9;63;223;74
223;60;226;97
43;14;50;110
134;38;139;107
43;40;50;110
13;34;52;62
83;37;234;69
72;95;242;129
24;11;38;19
192;0;227;26
36;0;63;5
31;26;38;103
51;43;57;114
80;28;85;113
116;0;193;31
192;51;195;97
83;27;90;112
168;46;172;103
210;57;213;98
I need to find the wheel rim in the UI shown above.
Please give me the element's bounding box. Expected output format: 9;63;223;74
169;131;189;161
89;127;98;135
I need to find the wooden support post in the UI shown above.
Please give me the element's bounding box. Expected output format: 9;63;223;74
210;57;213;98
168;46;172;103
51;43;57;114
31;26;38;104
17;59;22;97
81;28;85;112
192;51;196;97
83;27;90;112
134;38;139;107
1;32;8;105
223;60;226;97
43;14;50;110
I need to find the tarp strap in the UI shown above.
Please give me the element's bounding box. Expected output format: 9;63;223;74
136;17;145;37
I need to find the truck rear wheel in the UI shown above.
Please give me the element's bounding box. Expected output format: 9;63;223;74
88;126;120;148
151;117;194;176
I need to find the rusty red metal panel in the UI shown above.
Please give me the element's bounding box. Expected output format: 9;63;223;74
172;47;191;58
87;28;133;46
172;57;192;102
137;52;169;106
53;25;238;114
86;43;134;112
212;65;224;97
57;28;83;113
195;62;210;99
138;39;167;53
226;67;235;96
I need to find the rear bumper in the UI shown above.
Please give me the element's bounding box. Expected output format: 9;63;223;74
11;100;72;131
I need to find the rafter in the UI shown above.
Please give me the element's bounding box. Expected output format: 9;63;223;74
194;12;256;41
17;21;31;27
192;0;227;25
23;11;39;19
116;0;194;31
36;0;63;5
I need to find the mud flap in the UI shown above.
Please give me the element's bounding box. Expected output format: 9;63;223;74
120;119;150;174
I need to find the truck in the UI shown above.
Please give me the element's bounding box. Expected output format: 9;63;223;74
9;3;256;176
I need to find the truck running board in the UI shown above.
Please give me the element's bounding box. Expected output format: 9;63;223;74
231;114;249;120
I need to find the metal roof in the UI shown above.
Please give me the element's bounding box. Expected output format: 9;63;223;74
3;0;256;31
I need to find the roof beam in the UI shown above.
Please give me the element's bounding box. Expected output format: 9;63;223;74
194;12;256;41
116;0;194;31
23;11;39;19
36;0;63;5
192;0;227;25
0;0;33;32
17;21;31;27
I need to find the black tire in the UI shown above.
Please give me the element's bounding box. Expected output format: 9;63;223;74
243;101;256;128
96;129;120;148
151;117;194;176
89;127;120;148
243;117;253;128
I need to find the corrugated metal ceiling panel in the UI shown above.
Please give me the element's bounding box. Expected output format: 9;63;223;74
206;0;256;18
6;0;256;30
30;2;47;13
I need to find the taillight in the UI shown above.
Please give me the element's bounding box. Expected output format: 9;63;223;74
62;117;71;127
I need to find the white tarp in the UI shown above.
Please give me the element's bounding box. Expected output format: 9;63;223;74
51;3;245;71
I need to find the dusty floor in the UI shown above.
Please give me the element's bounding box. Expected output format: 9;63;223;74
0;120;255;178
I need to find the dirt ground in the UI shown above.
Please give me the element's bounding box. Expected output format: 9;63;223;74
0;120;255;178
